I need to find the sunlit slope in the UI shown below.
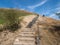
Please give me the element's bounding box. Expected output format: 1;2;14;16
37;16;60;45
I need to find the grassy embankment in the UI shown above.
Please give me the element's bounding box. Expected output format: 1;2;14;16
0;8;34;24
0;8;34;31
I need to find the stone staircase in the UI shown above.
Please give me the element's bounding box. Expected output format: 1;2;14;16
13;28;37;45
13;15;39;45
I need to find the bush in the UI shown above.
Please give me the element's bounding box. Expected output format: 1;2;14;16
0;24;4;32
4;10;20;31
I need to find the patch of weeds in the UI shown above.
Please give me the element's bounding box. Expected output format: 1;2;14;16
48;25;60;37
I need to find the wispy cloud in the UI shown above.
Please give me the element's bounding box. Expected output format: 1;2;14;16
44;2;60;15
49;13;60;20
43;7;60;15
48;7;60;20
27;0;47;9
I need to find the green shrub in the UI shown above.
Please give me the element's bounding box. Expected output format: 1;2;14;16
4;10;20;31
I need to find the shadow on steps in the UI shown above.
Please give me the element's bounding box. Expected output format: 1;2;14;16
26;15;39;28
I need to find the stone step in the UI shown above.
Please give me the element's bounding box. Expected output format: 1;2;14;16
21;29;35;31
20;32;35;34
17;35;35;38
16;37;35;40
21;28;35;31
21;31;35;33
18;39;35;42
22;30;35;32
20;31;35;33
14;40;35;43
16;36;35;39
18;34;35;36
14;43;35;45
14;37;35;45
14;38;35;42
17;39;35;42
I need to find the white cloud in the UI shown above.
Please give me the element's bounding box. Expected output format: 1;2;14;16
51;7;60;12
49;14;59;20
20;8;25;10
43;7;60;15
48;7;60;20
49;14;56;17
43;1;60;15
27;0;47;9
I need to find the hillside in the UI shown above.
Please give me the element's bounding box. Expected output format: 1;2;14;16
0;8;35;24
0;9;60;45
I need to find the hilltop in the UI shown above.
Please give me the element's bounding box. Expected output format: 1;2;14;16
0;8;60;45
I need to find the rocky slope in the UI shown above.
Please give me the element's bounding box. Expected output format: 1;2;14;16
0;15;60;45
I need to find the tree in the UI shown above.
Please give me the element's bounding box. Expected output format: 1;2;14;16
56;13;60;18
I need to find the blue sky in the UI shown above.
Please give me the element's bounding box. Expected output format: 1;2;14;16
0;0;60;20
